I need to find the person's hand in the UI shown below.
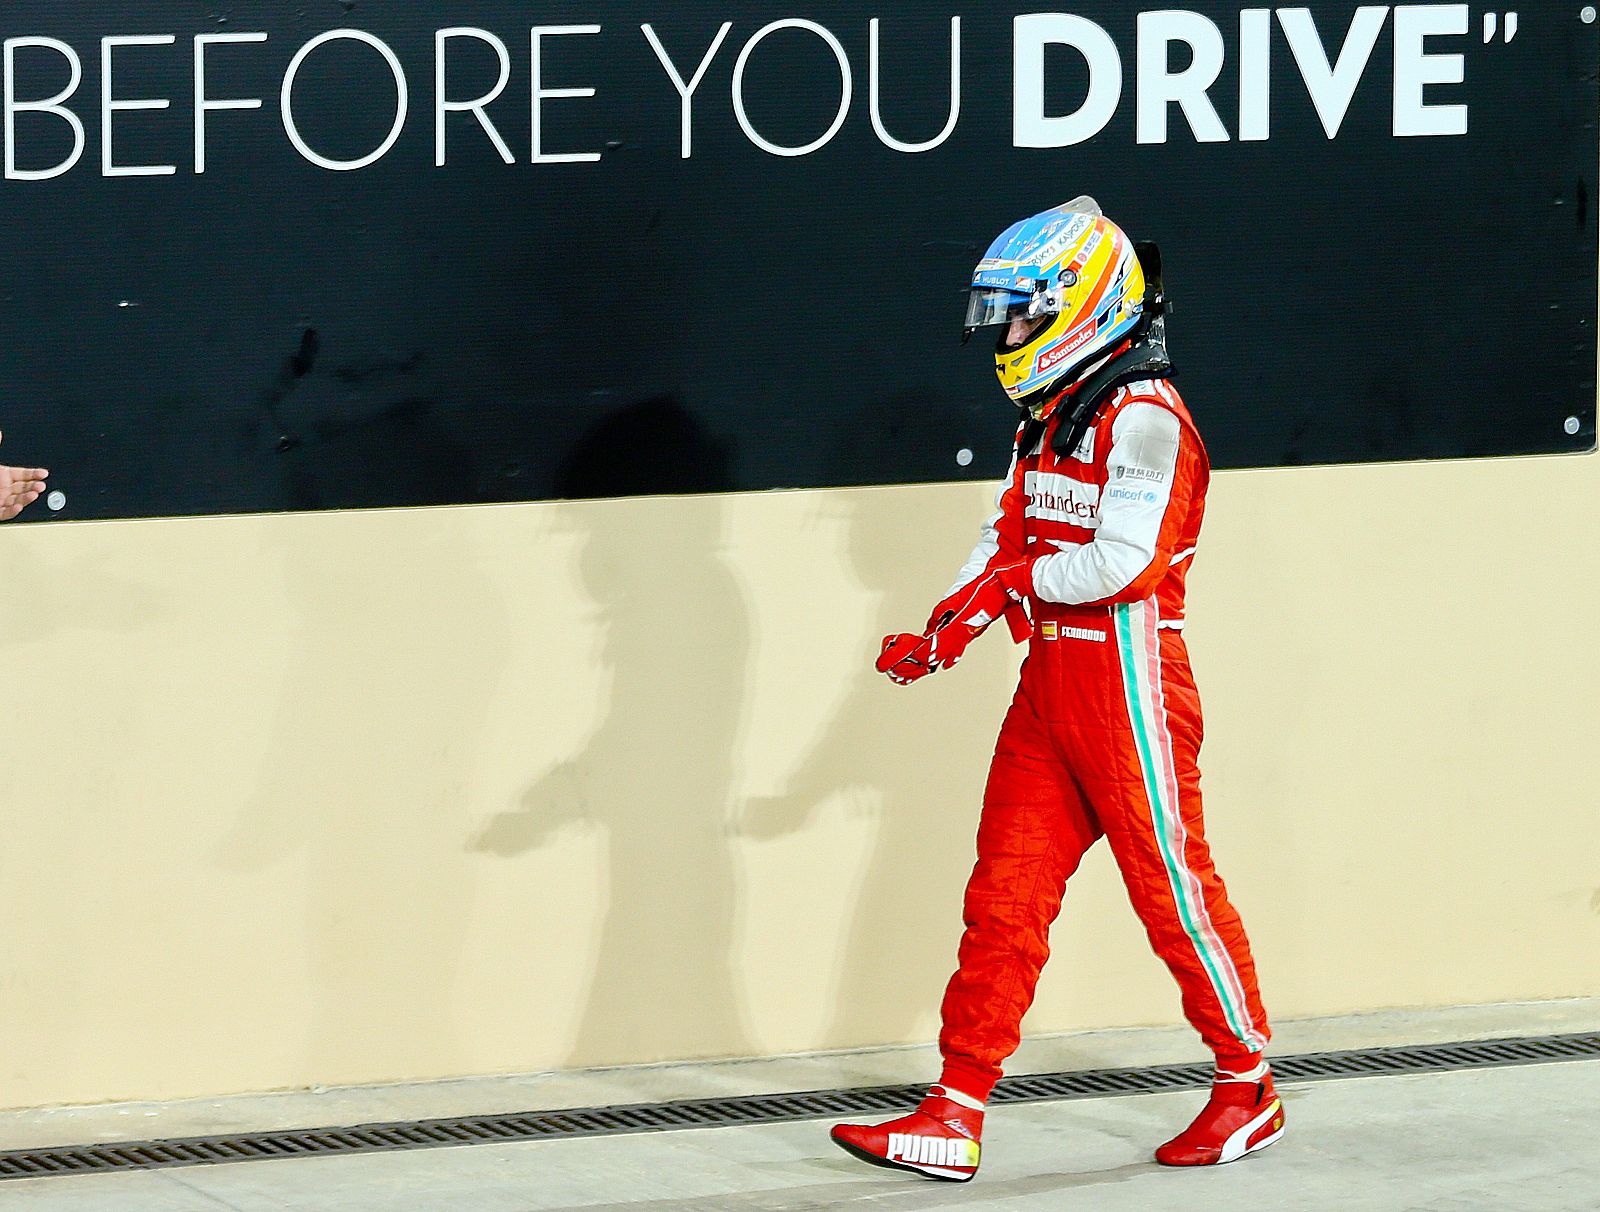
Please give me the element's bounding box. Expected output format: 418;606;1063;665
0;432;49;522
877;562;1036;686
874;625;980;685
877;632;937;684
924;560;1034;640
878;561;1035;686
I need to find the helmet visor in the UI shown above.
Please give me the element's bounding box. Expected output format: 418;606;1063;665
965;288;1021;331
964;286;1061;332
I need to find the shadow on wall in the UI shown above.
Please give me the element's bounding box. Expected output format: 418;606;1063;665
741;488;996;1052
213;411;509;1080
473;397;755;1066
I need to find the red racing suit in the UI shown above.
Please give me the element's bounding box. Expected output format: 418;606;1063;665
937;375;1270;1102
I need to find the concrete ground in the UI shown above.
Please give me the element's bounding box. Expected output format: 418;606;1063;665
2;1001;1596;1211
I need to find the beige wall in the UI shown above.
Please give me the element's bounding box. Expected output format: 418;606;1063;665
1;449;1597;1109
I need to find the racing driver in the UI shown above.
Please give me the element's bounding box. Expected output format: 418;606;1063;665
830;199;1282;1182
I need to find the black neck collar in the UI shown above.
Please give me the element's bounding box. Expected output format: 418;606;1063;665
1024;314;1175;459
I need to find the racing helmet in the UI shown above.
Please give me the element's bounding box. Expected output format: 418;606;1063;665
965;198;1147;417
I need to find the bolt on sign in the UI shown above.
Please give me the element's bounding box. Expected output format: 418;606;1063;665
1;3;1594;518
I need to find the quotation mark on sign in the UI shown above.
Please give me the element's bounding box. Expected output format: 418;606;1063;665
1482;12;1519;42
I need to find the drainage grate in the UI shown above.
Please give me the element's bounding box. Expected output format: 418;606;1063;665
2;1031;1595;1181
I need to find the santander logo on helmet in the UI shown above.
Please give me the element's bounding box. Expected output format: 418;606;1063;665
1036;321;1098;375
963;197;1147;420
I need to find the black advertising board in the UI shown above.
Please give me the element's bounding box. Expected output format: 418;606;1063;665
0;3;1594;519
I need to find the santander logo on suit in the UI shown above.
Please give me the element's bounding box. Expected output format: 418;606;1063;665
1023;470;1100;528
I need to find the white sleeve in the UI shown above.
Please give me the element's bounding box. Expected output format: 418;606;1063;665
945;441;1021;596
1032;402;1182;605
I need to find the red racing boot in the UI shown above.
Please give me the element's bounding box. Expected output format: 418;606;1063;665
1155;1061;1285;1166
829;1085;984;1182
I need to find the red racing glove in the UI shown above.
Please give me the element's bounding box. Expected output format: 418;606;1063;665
875;630;973;684
924;559;1035;639
877;560;1034;686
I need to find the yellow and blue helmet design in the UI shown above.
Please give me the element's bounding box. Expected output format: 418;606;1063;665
964;197;1147;418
